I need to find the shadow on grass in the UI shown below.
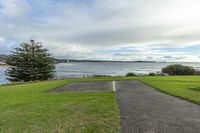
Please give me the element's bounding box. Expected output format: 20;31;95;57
189;87;200;92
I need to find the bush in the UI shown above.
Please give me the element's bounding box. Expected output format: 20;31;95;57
194;70;200;75
90;74;111;78
126;72;136;76
148;72;156;76
83;74;111;78
162;64;196;75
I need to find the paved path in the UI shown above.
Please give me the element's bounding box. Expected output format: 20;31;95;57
116;80;200;133
52;81;113;92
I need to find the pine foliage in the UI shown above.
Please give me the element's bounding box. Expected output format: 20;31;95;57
6;40;55;82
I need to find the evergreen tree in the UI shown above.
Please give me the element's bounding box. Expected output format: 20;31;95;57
6;40;55;82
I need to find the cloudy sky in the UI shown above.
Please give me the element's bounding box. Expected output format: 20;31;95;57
0;0;200;62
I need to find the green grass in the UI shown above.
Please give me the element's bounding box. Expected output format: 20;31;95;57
0;80;120;133
0;76;200;132
137;76;200;105
189;87;200;91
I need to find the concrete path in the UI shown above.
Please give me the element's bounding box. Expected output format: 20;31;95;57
116;80;200;133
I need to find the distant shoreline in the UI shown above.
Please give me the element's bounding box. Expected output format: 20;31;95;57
0;64;8;67
54;59;159;63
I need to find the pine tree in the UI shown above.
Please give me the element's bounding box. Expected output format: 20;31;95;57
6;40;55;82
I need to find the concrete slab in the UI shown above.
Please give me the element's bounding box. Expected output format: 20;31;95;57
52;81;114;92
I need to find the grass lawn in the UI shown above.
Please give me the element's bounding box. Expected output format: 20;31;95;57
0;80;120;133
137;76;200;105
0;76;200;132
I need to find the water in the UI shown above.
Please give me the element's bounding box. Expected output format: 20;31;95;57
0;66;8;85
1;62;200;84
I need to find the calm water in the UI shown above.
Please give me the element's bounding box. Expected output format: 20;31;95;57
1;62;200;84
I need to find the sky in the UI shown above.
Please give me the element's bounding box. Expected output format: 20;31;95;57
0;0;200;62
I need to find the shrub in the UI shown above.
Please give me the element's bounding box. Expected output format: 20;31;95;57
162;64;196;75
194;70;200;75
148;72;156;76
90;74;111;78
126;72;136;76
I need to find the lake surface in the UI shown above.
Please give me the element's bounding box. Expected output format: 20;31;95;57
1;62;200;84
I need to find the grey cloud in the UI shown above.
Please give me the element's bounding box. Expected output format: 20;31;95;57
163;56;173;59
175;56;186;60
163;55;186;60
145;56;154;60
114;53;134;56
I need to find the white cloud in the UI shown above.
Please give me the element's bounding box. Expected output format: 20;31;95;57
0;0;29;17
0;36;5;43
0;0;200;61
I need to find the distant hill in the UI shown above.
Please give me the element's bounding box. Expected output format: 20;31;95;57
0;54;156;64
54;58;157;63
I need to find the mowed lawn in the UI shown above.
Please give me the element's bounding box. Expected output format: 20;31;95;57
0;76;200;132
137;76;200;105
0;80;120;133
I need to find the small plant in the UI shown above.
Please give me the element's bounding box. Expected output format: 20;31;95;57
126;72;136;76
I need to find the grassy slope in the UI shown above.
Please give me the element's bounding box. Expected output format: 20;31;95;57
0;80;120;133
0;76;200;132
